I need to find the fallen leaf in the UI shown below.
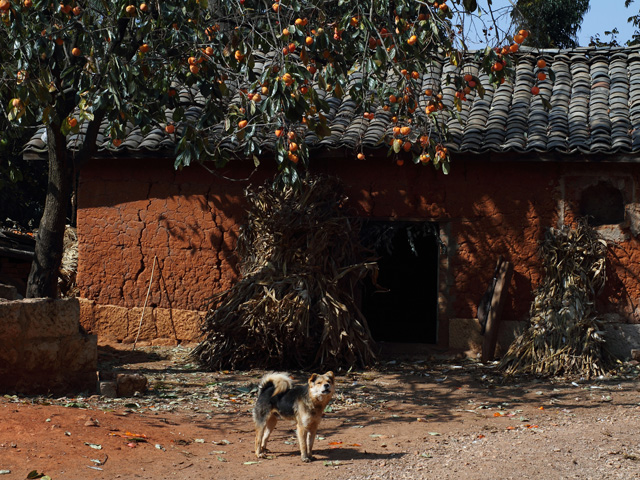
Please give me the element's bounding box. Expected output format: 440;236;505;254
243;461;259;465
84;443;102;450
428;432;441;436
328;441;343;445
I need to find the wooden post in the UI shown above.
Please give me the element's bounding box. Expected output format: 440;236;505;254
481;258;513;363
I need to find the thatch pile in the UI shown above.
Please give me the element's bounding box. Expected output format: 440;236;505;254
58;226;78;297
190;175;377;370
499;219;615;377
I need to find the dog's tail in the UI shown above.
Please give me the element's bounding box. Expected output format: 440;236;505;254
257;372;293;397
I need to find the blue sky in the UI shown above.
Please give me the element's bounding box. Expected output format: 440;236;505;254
466;0;639;47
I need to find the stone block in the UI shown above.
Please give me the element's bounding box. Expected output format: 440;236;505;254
449;318;525;358
0;283;18;300
0;300;23;338
92;303;131;338
604;323;640;360
22;339;61;371
449;318;483;356
116;373;147;397
60;334;98;373
0;298;97;395
78;297;96;332
100;381;118;398
151;338;178;346
21;298;79;338
170;309;205;341
129;306;157;339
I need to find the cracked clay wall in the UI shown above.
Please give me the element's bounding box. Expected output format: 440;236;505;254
77;155;640;345
76;157;273;343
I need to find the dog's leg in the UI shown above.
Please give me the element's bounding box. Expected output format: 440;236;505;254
306;424;318;458
255;422;266;458
257;414;277;458
297;424;314;462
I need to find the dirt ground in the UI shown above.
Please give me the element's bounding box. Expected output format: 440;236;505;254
2;344;640;480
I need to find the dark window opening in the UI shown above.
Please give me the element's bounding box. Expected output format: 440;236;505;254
579;182;625;226
360;221;440;344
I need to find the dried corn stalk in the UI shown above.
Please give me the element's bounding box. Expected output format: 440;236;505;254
190;175;377;370
58;226;78;297
500;219;614;378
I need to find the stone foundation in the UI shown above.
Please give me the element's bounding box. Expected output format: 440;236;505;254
449;318;525;359
0;298;97;394
451;318;640;361
78;298;205;344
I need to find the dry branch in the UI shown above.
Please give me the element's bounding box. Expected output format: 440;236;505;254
190;175;377;370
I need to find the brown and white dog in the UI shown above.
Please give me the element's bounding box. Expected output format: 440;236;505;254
253;371;335;462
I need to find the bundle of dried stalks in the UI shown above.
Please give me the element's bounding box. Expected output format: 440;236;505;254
58;226;78;297
191;175;377;370
500;219;614;378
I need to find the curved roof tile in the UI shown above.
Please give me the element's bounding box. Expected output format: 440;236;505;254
22;46;640;160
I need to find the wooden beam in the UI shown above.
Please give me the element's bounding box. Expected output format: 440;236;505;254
481;258;514;363
0;246;35;261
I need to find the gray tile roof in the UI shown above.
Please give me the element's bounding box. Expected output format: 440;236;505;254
23;46;640;159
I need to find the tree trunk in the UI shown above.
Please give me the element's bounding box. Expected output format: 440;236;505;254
26;125;72;298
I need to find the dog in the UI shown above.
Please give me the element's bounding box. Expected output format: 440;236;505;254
253;371;335;462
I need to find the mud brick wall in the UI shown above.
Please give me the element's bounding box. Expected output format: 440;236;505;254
77;159;272;313
0;298;97;395
77;156;640;344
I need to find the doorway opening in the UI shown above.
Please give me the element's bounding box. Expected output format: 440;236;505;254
360;220;440;344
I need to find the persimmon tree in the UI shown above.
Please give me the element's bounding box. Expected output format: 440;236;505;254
1;0;526;298
510;0;590;48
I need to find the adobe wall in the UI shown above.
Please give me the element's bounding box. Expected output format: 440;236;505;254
76;155;640;346
77;158;273;312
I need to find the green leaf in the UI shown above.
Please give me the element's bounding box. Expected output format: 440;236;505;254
463;0;478;12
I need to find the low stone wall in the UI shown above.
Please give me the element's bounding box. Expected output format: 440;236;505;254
449;318;526;359
0;298;97;395
451;317;640;361
78;298;204;345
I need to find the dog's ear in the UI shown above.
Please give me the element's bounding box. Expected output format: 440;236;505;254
308;373;318;383
326;371;335;382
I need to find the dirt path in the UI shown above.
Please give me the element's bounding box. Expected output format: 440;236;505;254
1;345;640;479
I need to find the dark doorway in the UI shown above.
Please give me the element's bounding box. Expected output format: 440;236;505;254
360;221;440;344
